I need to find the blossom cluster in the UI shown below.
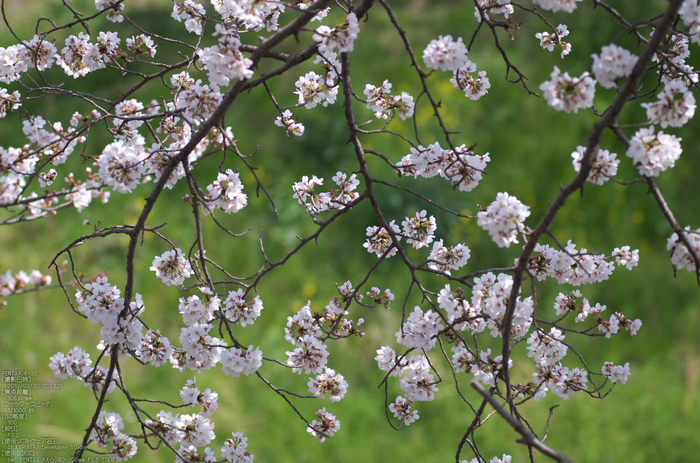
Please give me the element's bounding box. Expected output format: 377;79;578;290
641;80;696;128
667;226;700;271
292;171;360;214
308;367;348;402
363;80;415;120
1;30;157;81
427;239;470;274
313;13;360;54
397;142;491;192
527;241;638;286
626;127;683;177
90;412;137;460
532;0;583;13
654;33;698;86
363;221;401;258
306;407;341;442
532;362;588;400
571;145;619;185
401;210;437;249
202;169;248;215
679;0;700;45
73;276;146;355
395;306;444;350
0;269;52;296
451;344;513;388
294;71;338;109
199;26;254;86
471;272;534;338
275;110;305;137
476;192;530;248
591;44;638;89
540;66;596;113
552;290;642;337
535;24;572;58
473;0;513;21
450;61;491;100
389;396;419;426
50;346;118;396
180;377;219;416
145;410;254;461
281;292;366;420
423;35;469;72
463;456;513;463
172;0;206;35
151;248;194;286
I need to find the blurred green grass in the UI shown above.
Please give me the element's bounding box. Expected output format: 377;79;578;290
2;0;700;461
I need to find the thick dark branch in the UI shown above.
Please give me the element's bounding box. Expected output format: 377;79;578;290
499;0;684;407
471;381;575;463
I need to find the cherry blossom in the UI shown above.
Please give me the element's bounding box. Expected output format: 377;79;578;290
308;368;348;402
221;432;254;463
20;35;57;71
95;0;124;22
400;355;438;401
679;0;700;44
395;306;444;351
571;145;619;185
306;407;340;442
451;61;491;100
532;363;588;400
401;210;437;249
220;345;263;377
527;241;634;286
423;35;469;72
313;13;359;54
0;88;21;118
641;80;696;128
477;192;530;248
532;0;583;13
470;348;512;387
626;127;682;177
527;327;568;366
151;248;194;286
473;0;513;20
427;239;470;274
472;272;533;338
540;66;596;113
536;24;571;58
110;433;138;460
363;80;415;120
389;396;419;426
667;226;700;271
139;330;174;367
199;28;254;86
176;81;223;122
612;246;640;270
275;109;305;137
203;169;248;215
286;334;329;374
442;147;490;192
439;285;486;334
375;346;406;377
591;44;638;89
602;361;631;384
172;0;206;35
179;295;217;326
364;221;401;257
